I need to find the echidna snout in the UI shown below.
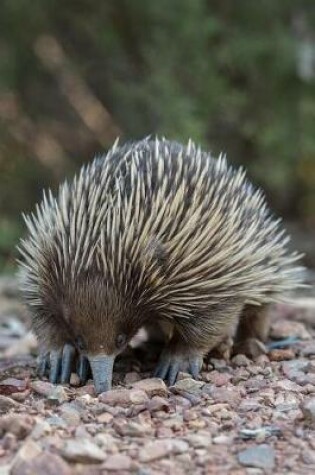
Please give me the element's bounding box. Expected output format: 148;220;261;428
88;355;115;393
59;278;144;392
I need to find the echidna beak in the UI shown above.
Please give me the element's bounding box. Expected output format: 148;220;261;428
88;354;115;394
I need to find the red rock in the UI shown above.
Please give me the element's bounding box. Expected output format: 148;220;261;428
76;384;96;396
203;385;244;406
103;454;132;471
97;412;114;424
269;348;296;361
113;418;152;436
99;388;148;406
0;378;27;395
231;354;251;367
146;396;170;412
30;380;55;396
206;371;232;387
132;378;168;397
61;438;105;463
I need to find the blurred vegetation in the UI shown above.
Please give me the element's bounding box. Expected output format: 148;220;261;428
0;0;315;270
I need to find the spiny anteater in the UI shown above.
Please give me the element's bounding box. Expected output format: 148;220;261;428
18;138;304;393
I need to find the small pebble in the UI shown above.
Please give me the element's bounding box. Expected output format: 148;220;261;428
47;385;69;405
301;398;315;425
232;354;251;367
103;453;132;471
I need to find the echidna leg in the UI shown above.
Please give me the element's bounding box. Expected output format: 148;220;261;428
233;304;271;358
154;347;203;386
155;302;244;385
154;325;207;385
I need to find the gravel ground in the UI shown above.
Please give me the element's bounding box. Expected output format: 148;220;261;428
0;276;315;475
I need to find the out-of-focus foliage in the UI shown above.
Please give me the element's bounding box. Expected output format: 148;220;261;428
0;0;314;269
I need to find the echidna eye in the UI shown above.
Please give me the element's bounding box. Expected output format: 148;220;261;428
116;334;127;349
75;336;86;351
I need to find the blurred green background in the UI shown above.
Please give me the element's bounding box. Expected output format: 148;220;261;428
0;0;314;272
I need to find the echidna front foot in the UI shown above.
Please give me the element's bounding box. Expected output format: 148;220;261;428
154;350;203;386
37;343;79;385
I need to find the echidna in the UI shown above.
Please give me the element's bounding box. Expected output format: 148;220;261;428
18;138;304;393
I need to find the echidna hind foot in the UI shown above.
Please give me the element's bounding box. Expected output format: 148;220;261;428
154;349;203;386
233;304;271;358
154;300;244;385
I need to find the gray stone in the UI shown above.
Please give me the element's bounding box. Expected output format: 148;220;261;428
0;395;20;412
10;440;42;474
238;444;275;469
61;438;105;463
0;414;33;439
301;398;315;425
59;404;81;426
12;452;72;475
172;378;204;394
232;354;251;367
282;359;309;376
47;385;69;404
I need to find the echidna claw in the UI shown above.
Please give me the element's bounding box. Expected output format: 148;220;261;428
37;351;50;378
189;359;202;379
49;348;63;384
60;343;76;384
154;351;203;386
77;354;90;385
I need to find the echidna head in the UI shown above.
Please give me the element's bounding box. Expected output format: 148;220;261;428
62;274;145;393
